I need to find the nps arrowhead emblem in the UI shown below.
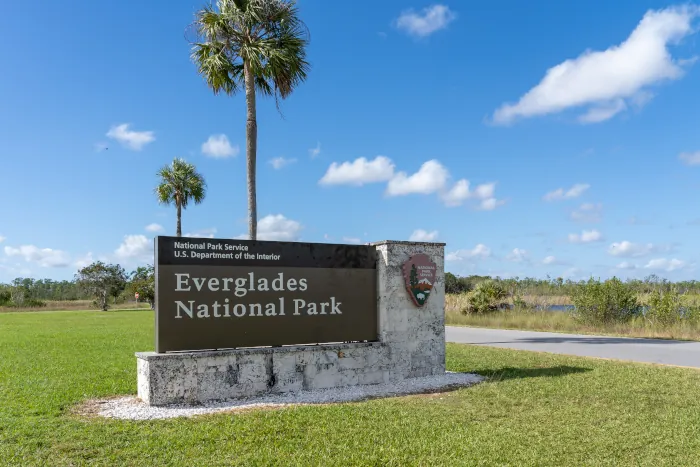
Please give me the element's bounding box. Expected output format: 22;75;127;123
402;253;437;307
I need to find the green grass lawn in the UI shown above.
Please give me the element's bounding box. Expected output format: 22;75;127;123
2;311;700;466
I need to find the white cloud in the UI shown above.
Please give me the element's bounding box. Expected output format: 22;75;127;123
4;245;70;267
145;223;163;233
542;255;568;265
577;99;627;123
323;157;504;210
386;160;449;196
106;123;155;150
492;5;699;124
473;183;496;199
616;261;637;270
543;183;590;201
342;237;362;244
477;197;506;211
74;253;95;269
309;142;321;158
679;151;700;165
258;215;303;241
570;203;603;223
440;179;501;209
319;156;395;186
201;134;239;158
568;229;604;243
644;258;686;271
441;179;470;206
446;244;491;261
506;248;529;262
236;215;303;242
0;236;4;243
269;157;297;169
409;229;439;242
395;4;457;38
608;240;670;257
185;228;217;239
115;235;151;260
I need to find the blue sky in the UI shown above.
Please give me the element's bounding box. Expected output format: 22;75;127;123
2;0;700;282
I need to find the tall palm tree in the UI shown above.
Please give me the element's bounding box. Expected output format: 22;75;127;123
155;158;207;237
190;0;310;240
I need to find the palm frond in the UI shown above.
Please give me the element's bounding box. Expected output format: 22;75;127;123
189;0;310;104
155;158;207;210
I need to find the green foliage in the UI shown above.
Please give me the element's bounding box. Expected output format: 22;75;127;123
646;288;700;326
569;277;641;324
0;289;10;306
75;261;128;311
445;272;472;294
190;0;310;101
156;157;207;236
512;293;528;310
445;273;700;298
463;280;509;314
128;265;155;309
0;282;46;308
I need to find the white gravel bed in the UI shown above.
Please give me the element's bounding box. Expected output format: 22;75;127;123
97;372;483;420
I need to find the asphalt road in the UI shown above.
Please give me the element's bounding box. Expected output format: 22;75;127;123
446;326;700;368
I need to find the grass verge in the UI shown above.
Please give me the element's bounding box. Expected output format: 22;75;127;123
2;310;700;465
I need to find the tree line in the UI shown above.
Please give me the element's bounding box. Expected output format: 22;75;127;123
0;262;154;311
446;273;700;296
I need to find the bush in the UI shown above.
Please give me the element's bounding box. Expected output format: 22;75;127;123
445;272;472;294
570;277;641;324
0;290;10;306
461;280;509;314
646;288;700;326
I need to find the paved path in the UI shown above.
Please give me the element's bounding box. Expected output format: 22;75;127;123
446;326;700;368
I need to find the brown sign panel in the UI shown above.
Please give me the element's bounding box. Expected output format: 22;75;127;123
154;236;378;353
402;254;437;307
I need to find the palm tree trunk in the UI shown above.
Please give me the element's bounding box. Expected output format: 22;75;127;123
244;59;258;240
176;203;182;237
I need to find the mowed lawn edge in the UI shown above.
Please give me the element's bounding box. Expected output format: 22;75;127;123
2;310;700;466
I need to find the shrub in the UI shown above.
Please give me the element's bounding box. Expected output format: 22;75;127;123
0;290;10;306
646;288;700;326
570;277;641;324
512;293;528;310
445;272;472;294
462;280;509;314
646;289;683;326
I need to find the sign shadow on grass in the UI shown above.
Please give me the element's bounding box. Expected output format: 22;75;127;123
479;365;591;382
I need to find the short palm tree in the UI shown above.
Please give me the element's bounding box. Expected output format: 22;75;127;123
155;158;207;237
190;0;310;240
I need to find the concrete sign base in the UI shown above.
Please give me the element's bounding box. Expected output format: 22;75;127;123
136;240;445;406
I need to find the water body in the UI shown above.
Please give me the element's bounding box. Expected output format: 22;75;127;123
543;304;575;312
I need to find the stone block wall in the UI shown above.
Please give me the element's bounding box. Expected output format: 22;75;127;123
374;241;446;380
137;241;445;406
